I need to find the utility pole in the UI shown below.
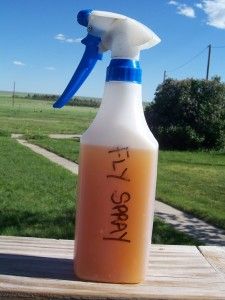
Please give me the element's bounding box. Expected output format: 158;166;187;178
12;81;15;108
206;44;211;80
163;70;167;82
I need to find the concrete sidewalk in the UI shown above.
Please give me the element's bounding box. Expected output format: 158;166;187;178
48;134;82;139
13;134;225;246
154;201;225;246
17;139;79;175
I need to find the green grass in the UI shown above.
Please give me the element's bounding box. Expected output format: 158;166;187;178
28;136;80;164
26;137;225;230
0;137;77;239
152;218;200;245
157;150;225;229
0;96;97;135
0;136;198;244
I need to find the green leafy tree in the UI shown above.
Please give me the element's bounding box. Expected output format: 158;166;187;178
145;77;225;150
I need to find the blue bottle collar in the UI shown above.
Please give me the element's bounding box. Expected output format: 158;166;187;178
106;59;142;84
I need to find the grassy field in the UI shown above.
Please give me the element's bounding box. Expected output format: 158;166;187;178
0;96;97;135
157;151;225;229
0;136;198;244
0;137;77;238
28;136;225;230
27;136;80;164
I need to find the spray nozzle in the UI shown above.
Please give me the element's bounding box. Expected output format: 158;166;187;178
53;9;160;108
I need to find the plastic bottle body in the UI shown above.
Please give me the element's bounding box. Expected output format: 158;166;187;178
74;82;158;283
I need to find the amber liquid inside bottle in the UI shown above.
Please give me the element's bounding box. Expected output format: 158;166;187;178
74;143;155;283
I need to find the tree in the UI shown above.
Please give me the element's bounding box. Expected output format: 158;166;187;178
145;77;225;150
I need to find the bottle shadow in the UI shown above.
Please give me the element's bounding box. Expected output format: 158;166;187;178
0;253;79;281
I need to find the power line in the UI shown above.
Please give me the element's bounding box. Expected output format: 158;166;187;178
167;46;207;73
212;45;225;49
163;43;224;82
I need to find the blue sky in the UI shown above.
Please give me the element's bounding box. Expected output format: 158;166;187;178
1;0;225;101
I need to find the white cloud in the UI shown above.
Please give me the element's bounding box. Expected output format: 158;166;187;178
74;38;82;43
45;66;55;71
170;0;225;29
65;38;74;43
54;33;65;41
168;0;178;5
197;0;225;29
177;4;196;17
195;3;203;8
168;1;196;18
54;33;82;43
65;37;82;43
13;60;25;66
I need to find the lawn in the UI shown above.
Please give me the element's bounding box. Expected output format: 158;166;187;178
28;136;225;230
0;137;77;239
0;96;97;135
157;150;225;229
27;136;80;164
0;136;198;245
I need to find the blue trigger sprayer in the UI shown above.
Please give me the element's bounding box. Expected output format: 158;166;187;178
53;9;161;283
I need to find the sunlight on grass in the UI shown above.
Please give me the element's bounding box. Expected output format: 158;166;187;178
28;137;80;163
157;151;225;229
0;137;77;239
0;96;97;135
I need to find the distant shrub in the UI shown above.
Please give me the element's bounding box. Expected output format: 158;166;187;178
145;77;225;150
26;93;101;108
29;94;58;101
70;96;101;108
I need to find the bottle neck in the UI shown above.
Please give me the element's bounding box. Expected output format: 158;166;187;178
91;59;145;128
98;81;143;124
96;58;144;124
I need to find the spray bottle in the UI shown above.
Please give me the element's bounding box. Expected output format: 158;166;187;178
53;9;160;283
